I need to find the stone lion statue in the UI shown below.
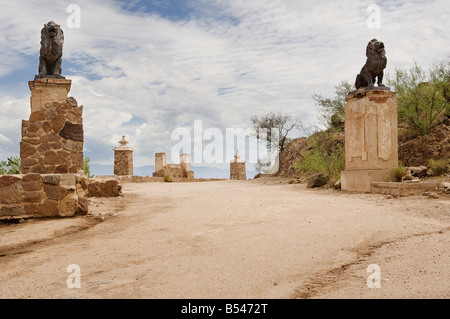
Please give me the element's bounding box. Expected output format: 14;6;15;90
355;39;388;90
37;21;64;78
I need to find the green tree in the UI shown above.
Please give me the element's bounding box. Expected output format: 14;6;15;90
83;157;94;178
387;60;450;135
312;80;352;129
250;112;300;153
0;156;21;175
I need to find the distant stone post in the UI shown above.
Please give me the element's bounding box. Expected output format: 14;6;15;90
114;136;134;176
230;151;246;180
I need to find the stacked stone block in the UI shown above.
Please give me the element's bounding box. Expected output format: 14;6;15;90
20;79;83;175
230;152;246;180
0;173;88;220
114;136;133;176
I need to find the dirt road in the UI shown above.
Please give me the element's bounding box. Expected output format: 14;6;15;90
0;178;449;299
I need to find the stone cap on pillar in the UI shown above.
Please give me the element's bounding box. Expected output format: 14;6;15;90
113;135;133;151
232;151;245;163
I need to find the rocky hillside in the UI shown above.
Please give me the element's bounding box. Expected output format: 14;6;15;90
399;119;450;166
278;119;450;178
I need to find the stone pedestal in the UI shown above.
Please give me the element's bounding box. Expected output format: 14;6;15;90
230;152;246;180
341;89;398;192
114;136;133;176
29;78;72;113
20;78;84;174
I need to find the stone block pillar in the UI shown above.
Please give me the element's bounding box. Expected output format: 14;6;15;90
155;153;166;173
230;152;246;180
180;154;191;172
341;89;398;192
114;136;133;176
20;78;84;174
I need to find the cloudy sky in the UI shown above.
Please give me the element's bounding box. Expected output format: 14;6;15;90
0;0;449;175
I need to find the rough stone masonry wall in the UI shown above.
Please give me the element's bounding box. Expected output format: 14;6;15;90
230;162;246;180
114;150;133;176
0;173;88;220
154;165;194;179
20;97;84;174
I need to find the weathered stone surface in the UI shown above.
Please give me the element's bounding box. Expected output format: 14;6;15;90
22;191;43;202
307;174;329;188
27;122;41;133
55;164;69;174
44;150;66;166
23;173;42;182
59;122;83;142
0;175;21;186
70;152;83;169
77;196;89;215
88;179;123;197
29;164;45;174
22;180;43;191
59;192;78;217
67;97;77;107
44;184;67;200
42;121;52;132
37;199;59;217
21;158;39;167
0;205;25;217
62;140;83;152
0;185;22;204
37;143;51;152
50;141;63;150
24;203;38;215
50;115;66;132
409;166;428;178
42;175;61;185
27;138;42;145
20;141;37;159
344;90;398;171
29;111;46;122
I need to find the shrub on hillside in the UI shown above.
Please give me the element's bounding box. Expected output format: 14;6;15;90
292;130;344;185
428;158;449;176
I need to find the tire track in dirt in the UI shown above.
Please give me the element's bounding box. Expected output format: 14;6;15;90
290;227;450;299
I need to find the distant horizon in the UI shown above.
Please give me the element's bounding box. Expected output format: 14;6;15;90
90;163;259;179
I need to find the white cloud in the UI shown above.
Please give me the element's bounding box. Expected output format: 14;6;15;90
0;0;449;170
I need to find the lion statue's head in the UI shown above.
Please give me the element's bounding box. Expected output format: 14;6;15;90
38;21;64;78
366;38;386;59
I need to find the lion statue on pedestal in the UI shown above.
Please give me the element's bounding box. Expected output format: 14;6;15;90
355;38;388;90
37;21;64;79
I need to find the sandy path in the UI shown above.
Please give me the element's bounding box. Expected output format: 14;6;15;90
0;179;448;299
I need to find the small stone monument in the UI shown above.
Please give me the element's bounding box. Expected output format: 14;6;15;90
230;151;246;180
341;39;398;192
114;136;134;176
0;21;89;221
